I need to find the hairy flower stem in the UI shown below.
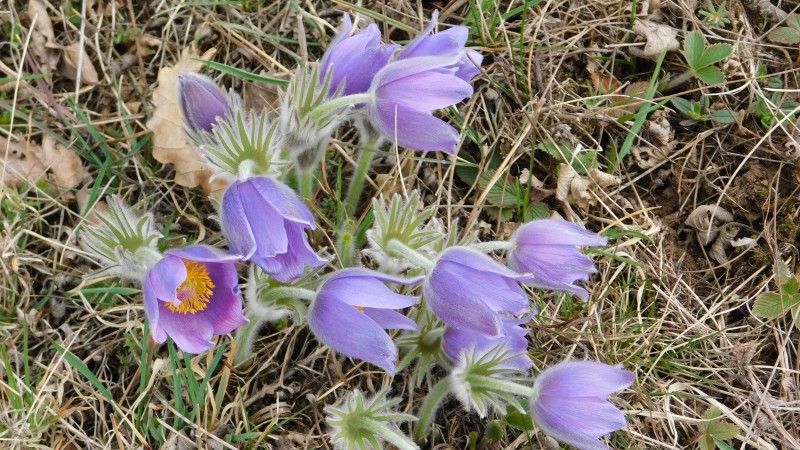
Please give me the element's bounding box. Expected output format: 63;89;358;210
386;239;434;271
308;93;373;122
134;247;164;269
468;241;516;253
463;374;537;398
344;138;378;217
262;286;317;303
352;417;420;450
414;376;453;440
298;169;315;201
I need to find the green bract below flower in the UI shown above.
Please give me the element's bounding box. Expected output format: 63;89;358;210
325;389;418;450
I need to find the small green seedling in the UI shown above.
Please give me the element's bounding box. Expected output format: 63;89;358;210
666;31;733;90
750;91;799;130
768;14;800;45
699;0;730;29
752;261;800;326
697;407;739;450
670;96;738;125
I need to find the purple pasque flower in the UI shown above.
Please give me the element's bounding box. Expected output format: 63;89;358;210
397;11;483;82
143;245;247;353
442;315;532;370
320;15;398;96
424;247;533;338
530;360;635;450
308;268;422;374
365;56;474;153
177;73;231;133
508;219;608;301
220;176;326;283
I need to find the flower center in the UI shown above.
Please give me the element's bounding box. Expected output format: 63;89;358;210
168;260;215;314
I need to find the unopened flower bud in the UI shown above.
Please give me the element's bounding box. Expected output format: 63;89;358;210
177;73;231;133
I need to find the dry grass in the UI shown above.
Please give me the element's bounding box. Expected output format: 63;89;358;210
1;0;799;448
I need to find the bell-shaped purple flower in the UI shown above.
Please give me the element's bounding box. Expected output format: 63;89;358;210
365;56;474;153
443;315;532;370
221;176;326;282
308;268;423;374
530;360;635;450
319;15;398;96
508;219;608;301
143;245;247;353
424;247;533;338
397;11;483;82
177;73;231;133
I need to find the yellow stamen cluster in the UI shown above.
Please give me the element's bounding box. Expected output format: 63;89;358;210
168;260;215;314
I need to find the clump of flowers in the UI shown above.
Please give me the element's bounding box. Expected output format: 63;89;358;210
78;9;636;450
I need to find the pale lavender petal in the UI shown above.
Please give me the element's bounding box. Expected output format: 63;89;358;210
250;177;315;227
424;271;502;337
371;103;460;153
322;270;418;309
156;301;215;353
220;182;258;258
258;224;324;282
455;49;483;81
166;244;242;263
319;14;353;71
398;10;439;57
514;220;608;247
142;275;166;343
308;296;398;373
203;263;247;335
442;317;531;370
534;361;635;398
531;396;626;449
362;308;417;330
511;245;598;283
239;180;290;256
441;247;532;281
372;55;461;87
435;262;529;315
147;255;186;304
401;26;468;60
377;70;473;111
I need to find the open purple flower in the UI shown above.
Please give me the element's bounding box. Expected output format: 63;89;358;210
424;247;533;337
365;56;473;153
143;245;247;353
177;73;231;133
397;11;483;82
319;15;398;96
443;315;532;370
530;360;635;450
221;176;326;282
508;219;608;301
308;268;422;374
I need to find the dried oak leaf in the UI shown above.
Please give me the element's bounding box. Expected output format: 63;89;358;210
1;135;83;197
59;42;99;84
630;19;679;61
145;47;226;197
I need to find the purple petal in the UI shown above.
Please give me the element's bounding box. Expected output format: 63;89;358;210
376;70;473;111
372;55;462;87
443;317;531;370
401;26;469;60
250;177;315;227
321;269;419;309
511;245;598;283
239;180;290;256
156;302;215;353
147;255;187;304
514;220;608;247
308;296;398;373
142;275;166;343
441;247;532;281
256;224;324;282
362;308;417;330
455;49;483;81
177;73;230;133
531;395;627;449
534;361;635;398
371;103;460;153
221;182;258;258
424;269;503;337
434;261;529;315
166;244;242;263
202;262;247;335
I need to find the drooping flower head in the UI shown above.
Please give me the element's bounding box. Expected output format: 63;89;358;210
320;15;398;96
508;219;608;301
308;268;422;374
529;360;634;450
143;245;247;353
365;56;474;153
397;11;483;82
221;176;326;283
424;247;532;338
443;315;532;371
177;73;232;134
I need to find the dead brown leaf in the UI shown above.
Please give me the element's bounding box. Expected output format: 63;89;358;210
629;19;679;61
1;135;84;197
145;47;227;197
26;0;60;73
59;42;100;84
